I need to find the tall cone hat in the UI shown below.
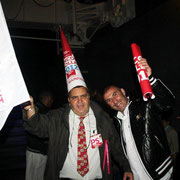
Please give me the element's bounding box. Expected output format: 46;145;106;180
60;28;87;92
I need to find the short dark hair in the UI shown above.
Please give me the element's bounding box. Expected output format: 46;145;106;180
39;90;53;102
103;85;120;95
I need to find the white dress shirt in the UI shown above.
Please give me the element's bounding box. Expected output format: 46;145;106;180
60;108;102;180
117;103;153;180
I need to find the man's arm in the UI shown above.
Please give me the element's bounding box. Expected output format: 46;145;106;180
23;96;36;119
170;128;179;157
139;57;175;110
22;96;50;138
138;57;152;77
150;77;175;111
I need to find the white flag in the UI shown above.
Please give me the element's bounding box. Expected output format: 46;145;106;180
0;3;30;130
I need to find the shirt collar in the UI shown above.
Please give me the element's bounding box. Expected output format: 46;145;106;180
69;108;93;120
117;97;131;119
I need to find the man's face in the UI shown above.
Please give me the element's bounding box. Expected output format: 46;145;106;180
46;96;54;108
68;87;90;117
103;86;128;113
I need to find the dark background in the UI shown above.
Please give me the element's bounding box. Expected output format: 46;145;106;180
10;0;180;128
0;0;180;179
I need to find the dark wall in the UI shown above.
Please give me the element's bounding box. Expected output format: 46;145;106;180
83;0;180;130
11;0;180;129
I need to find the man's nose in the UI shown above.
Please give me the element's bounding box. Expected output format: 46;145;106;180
112;97;118;104
77;96;83;102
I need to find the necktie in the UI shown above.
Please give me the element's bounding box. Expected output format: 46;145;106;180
77;116;89;177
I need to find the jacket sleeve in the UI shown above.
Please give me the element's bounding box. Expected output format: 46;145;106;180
22;105;61;138
149;76;175;111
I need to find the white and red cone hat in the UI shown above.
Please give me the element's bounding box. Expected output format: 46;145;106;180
60;28;87;92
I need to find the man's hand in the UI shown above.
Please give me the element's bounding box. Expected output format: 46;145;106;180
23;96;35;119
123;172;133;180
139;57;152;77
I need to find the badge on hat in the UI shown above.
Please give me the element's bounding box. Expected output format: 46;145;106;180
60;28;87;92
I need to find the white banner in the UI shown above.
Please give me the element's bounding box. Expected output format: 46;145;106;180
0;3;30;130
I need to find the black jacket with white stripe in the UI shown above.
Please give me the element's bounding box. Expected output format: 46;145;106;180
114;76;175;179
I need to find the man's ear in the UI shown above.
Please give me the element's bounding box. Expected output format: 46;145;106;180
68;98;72;107
120;88;126;96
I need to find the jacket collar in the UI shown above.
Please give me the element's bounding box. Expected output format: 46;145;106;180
62;104;71;129
90;101;103;127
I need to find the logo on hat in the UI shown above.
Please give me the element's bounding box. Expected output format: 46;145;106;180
60;28;87;92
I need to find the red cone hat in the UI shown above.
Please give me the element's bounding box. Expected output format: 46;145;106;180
60;28;87;92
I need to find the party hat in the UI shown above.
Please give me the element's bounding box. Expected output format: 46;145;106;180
60;28;86;92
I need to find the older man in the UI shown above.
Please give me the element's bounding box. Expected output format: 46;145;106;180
23;86;133;180
103;58;175;180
